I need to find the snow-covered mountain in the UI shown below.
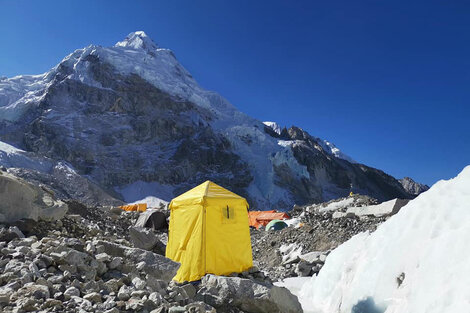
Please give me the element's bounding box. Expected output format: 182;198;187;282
263;122;356;163
298;165;470;313
0;31;416;209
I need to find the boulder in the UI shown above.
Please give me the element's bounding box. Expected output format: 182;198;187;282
0;286;13;303
13;283;50;300
83;292;102;303
64;286;80;300
132;277;146;290
129;227;159;250
108;257;123;269
0;226;25;243
0;172;68;223
295;260;313;277
63;249;89;266
117;285;132;301
185;301;216;313
196;275;303;313
95;240;179;282
299;251;326;264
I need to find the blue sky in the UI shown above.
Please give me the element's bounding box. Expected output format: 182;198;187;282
1;0;469;185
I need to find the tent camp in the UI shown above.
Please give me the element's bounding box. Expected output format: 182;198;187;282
248;210;290;229
166;181;253;282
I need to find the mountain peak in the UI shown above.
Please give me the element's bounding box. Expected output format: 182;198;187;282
115;31;159;52
399;176;430;195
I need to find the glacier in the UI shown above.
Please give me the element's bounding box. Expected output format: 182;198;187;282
297;166;470;313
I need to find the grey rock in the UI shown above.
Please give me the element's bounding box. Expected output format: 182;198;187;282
83;291;102;303
126;297;145;311
96;240;179;282
129;226;160;250
185;301;216;313
197;274;302;313
63;249;88;266
82;280;100;293
95;252;111;262
0;286;13;303
108;257;123;269
132;277;146;290
104;279;120;293
85;242;96;254
0;172;68;223
91;259;107;276
147;278;167;294
131;289;149;298
54;292;65;301
0;226;25;243
79;298;93;310
169;306;186;313
14;283;50;300
295;260;312;277
179;283;196;299
64;286;80;300
9;226;25;239
117;285;132;301
43;298;63;309
299;251;326;264
148;292;163;306
17;297;39;311
62;237;84;251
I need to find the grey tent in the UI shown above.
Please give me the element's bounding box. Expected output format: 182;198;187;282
134;209;168;230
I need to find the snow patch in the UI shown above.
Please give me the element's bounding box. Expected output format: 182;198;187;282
0;73;52;122
318;197;355;212
346;199;397;217
0;140;52;172
279;243;303;264
319;140;356;163
130;196;168;209
284;214;304;228
263;121;282;135
0;140;24;154
275;276;311;300
54;162;77;179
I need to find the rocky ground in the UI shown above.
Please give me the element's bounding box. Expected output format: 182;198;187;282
0;202;301;313
251;195;390;281
0;176;404;313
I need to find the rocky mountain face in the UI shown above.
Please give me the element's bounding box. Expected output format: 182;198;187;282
0;31;417;209
399;177;430;195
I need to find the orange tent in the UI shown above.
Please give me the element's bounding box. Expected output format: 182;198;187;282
119;203;147;212
248;210;290;229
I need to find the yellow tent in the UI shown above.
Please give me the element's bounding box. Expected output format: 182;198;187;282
166;181;253;282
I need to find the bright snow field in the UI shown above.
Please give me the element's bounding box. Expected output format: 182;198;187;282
296;165;470;313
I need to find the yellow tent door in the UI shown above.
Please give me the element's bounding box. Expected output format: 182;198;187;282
166;181;253;282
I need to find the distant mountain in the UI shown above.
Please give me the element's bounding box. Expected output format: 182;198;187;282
0;31;415;209
399;177;430;196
